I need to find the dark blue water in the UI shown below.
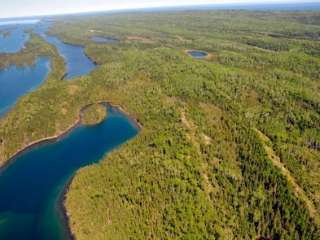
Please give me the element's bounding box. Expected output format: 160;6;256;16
44;35;95;79
0;106;139;240
187;50;208;59
35;23;96;80
91;36;118;44
0;57;50;117
0;26;29;53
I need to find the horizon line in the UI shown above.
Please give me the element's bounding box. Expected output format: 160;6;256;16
0;1;319;21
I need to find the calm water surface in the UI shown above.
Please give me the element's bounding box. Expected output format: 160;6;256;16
0;19;137;240
188;50;208;59
0;20;40;53
0;57;50;117
0;26;29;53
0;106;139;240
35;23;96;80
0;20;96;80
91;36;118;44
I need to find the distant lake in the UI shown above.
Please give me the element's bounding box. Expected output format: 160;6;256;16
44;35;96;79
0;19;40;26
0;20;40;53
0;19;96;79
187;50;208;59
0;106;139;240
34;23;96;80
0;26;29;54
0;57;50;117
91;36;119;44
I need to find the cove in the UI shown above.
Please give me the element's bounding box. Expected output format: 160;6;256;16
35;23;96;80
0;19;40;54
0;105;139;240
0;57;50;117
187;50;208;59
0;26;29;54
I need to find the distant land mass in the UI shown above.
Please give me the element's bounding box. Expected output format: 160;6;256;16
1;2;320;21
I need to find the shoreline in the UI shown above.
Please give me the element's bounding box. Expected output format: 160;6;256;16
107;101;143;130
60;176;77;240
0;101;142;240
0;101;142;172
62;102;142;240
0;120;80;173
61;101;142;240
0;113;81;173
0;101;142;171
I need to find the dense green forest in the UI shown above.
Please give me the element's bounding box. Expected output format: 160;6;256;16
81;103;107;125
0;10;320;239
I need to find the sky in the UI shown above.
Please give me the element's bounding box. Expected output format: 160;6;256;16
0;0;319;19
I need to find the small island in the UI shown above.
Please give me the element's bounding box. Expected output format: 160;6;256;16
81;103;107;125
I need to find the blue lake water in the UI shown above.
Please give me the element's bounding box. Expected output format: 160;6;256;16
45;35;96;79
0;106;139;240
0;20;40;26
0;57;50;117
187;50;208;59
91;36;118;44
0;20;96;116
0;18;137;240
35;23;96;80
0;19;40;53
0;26;29;53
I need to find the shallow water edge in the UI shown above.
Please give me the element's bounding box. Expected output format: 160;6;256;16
0;101;141;171
0;101;141;240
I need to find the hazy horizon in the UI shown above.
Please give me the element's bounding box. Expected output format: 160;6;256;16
0;0;319;20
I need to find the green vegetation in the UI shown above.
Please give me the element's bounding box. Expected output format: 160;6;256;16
81;104;107;125
0;33;65;75
0;10;320;239
0;33;66;165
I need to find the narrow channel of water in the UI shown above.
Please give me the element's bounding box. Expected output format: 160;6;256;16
0;57;50;117
0;106;139;240
34;23;96;80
